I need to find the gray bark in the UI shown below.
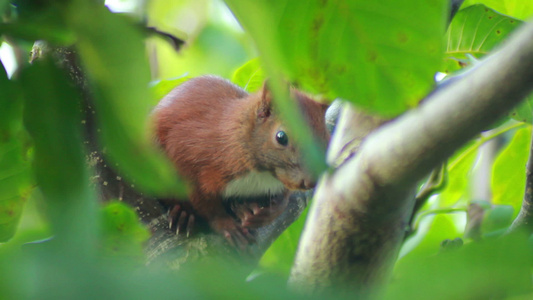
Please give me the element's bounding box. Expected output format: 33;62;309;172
509;128;533;232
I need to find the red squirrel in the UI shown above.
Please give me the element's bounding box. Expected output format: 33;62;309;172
152;75;329;247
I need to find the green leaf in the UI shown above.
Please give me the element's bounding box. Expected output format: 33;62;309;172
100;201;150;260
225;0;447;116
66;2;186;197
462;0;533;20
150;75;190;105
387;233;533;299
509;94;533;124
21;57;97;250
445;5;523;58
231;58;265;92
440;5;523;99
0;61;30;242
0;0;9;14
436;142;478;207
0;141;30;242
0;3;78;45
492;127;531;218
0;22;75;45
399;214;461;263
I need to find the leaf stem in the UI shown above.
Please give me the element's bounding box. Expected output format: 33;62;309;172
413;207;468;232
448;121;526;171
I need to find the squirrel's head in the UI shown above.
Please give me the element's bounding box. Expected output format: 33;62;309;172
249;82;330;190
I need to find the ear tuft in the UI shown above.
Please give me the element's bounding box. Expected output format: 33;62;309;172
257;81;272;119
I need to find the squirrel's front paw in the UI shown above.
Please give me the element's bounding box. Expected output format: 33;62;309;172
211;218;256;251
168;203;196;238
232;193;289;228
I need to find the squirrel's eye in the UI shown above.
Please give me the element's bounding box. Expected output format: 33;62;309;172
276;131;289;146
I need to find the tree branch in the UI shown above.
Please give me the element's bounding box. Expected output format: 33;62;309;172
289;20;533;296
509;128;533;232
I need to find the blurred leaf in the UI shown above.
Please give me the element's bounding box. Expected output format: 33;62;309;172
0;61;30;242
0;190;50;249
0;61;22;143
100;201;150;260
387;233;533;300
0;141;30;242
21;57;97;250
437;142;478;207
399;214;461;262
150;75;190;105
1;2;77;44
231;58;265;92
0;0;9;13
259;205;309;276
492;127;531;217
147;0;252;80
509;94;533;124
0;22;75;45
481;204;514;236
461;0;533;20
66;2;186;197
225;0;447;116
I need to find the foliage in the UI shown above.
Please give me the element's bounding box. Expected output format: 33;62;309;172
225;0;447;117
0;58;30;242
492;127;532;217
100;201;150;260
0;0;532;299
231;58;265;92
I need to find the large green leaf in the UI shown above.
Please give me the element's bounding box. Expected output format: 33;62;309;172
0;62;30;242
446;5;522;56
66;2;186;197
225;0;447;116
443;5;531;123
462;0;533;20
21;57;98;249
443;4;523;73
492;127;531;217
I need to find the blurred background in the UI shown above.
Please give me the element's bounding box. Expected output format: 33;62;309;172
109;0;255;80
1;0;256;80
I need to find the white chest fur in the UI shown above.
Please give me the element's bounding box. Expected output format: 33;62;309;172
223;171;285;198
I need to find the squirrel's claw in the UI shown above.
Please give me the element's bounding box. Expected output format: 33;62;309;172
168;204;195;238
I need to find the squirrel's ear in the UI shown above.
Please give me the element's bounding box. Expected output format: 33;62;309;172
257;80;272;119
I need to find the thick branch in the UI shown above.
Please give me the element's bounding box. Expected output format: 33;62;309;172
289;20;533;296
509;128;533;232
